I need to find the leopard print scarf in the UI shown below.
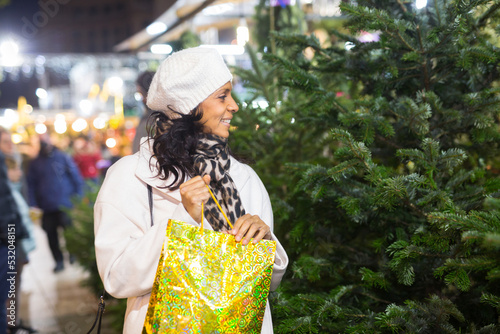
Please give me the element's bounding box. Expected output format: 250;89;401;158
193;134;246;231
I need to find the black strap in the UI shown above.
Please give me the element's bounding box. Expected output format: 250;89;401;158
147;184;154;226
86;292;105;334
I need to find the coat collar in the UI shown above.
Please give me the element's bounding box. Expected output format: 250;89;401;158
135;139;182;202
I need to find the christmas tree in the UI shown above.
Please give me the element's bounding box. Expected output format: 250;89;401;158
232;0;500;332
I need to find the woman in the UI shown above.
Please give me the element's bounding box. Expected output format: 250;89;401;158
0;128;36;334
94;47;288;333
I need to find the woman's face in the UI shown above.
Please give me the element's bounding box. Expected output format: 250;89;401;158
199;82;238;138
0;132;14;155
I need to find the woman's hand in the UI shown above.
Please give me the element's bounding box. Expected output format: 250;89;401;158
179;175;211;223
228;214;272;246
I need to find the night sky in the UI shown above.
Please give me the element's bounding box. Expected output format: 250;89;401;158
0;1;39;108
0;0;42;53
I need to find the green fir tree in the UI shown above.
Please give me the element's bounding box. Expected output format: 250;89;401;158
231;0;500;332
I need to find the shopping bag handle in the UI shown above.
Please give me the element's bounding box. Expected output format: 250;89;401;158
201;185;233;231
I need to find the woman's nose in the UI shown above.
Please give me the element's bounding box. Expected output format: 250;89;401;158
228;96;239;112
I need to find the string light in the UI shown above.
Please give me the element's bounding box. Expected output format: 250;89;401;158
72;118;88;132
106;138;117;148
416;0;427;9
146;22;167;35
35;123;47;134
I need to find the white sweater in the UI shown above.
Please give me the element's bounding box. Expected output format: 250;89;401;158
94;140;289;333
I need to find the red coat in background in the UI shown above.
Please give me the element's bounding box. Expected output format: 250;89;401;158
73;137;102;180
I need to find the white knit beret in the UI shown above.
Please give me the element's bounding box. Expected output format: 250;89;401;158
146;47;233;115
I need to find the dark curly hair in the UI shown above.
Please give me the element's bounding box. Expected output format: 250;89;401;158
148;109;204;190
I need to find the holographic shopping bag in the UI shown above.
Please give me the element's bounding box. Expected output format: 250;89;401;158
143;187;276;334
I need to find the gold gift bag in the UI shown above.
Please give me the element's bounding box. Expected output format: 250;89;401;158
143;186;276;334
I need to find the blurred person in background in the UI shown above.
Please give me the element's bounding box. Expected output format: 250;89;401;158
27;136;83;273
132;71;155;154
0;128;28;334
0;128;37;334
72;135;102;184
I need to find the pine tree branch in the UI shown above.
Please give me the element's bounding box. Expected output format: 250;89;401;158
245;46;276;106
413;250;448;258
358;291;392;304
344;313;369;318
444;258;497;270
426;31;453;54
385;107;402;119
433;130;452;141
398;65;421;71
452;189;484;203
349;2;416;51
468;98;500;112
388;74;421;85
416;25;431;91
348;141;373;172
429;119;459;132
405;200;429;218
433;0;442;26
305;43;334;62
407;102;430;134
427;170;438;190
385;30;417;52
416;25;424;51
376;134;403;150
428;212;496;234
396;0;408;13
270;5;276;55
476;2;500;29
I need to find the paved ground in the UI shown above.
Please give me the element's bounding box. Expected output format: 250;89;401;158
17;220;119;334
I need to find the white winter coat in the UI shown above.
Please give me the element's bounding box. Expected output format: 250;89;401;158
94;139;289;333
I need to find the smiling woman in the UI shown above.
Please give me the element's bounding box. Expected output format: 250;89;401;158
199;82;239;138
93;47;288;334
